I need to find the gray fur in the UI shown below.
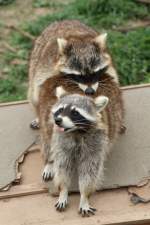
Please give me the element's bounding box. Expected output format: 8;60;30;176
64;41;101;75
49;94;109;216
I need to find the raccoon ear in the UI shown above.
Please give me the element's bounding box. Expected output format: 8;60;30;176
94;33;107;50
56;86;67;99
57;38;67;54
94;96;109;112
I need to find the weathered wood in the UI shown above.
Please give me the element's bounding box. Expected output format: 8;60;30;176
0;183;47;200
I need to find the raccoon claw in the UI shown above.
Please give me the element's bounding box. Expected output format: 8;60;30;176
30;119;40;130
42;171;52;181
42;164;54;181
55;200;68;211
119;124;126;134
79;207;96;217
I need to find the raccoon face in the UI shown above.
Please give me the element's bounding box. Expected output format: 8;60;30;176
52;91;109;133
52;104;95;132
57;34;110;95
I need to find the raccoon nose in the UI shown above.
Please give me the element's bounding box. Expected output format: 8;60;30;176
55;117;62;125
85;87;95;95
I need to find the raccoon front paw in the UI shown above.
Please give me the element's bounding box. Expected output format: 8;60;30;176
42;163;54;181
79;206;96;217
30;118;40;130
55;199;68;212
119;124;126;134
55;189;68;212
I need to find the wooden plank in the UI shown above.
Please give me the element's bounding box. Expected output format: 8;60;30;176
1;84;150;224
1;189;150;225
0;126;150;224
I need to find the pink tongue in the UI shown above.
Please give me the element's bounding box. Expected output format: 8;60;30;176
56;126;65;132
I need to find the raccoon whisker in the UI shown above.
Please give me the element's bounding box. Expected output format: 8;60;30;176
75;121;96;125
65;127;77;133
98;78;112;84
63;77;75;82
74;123;90;127
98;80;110;85
62;80;79;88
74;123;85;125
77;127;87;131
74;121;93;124
74;119;91;123
98;82;109;86
99;81;113;87
74;120;96;124
100;77;111;82
98;83;112;92
74;123;96;128
98;82;112;88
63;79;73;84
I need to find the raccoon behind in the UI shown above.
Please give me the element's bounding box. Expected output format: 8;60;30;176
50;93;109;216
28;20;118;115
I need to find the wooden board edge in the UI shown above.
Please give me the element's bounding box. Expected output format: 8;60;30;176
0;84;150;107
0;100;28;107
0;183;48;200
104;219;150;225
121;83;150;90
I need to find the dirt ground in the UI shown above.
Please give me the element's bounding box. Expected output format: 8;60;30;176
0;0;69;77
0;0;43;76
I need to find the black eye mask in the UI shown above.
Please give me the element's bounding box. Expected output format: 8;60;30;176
70;109;91;126
54;107;63;117
62;66;108;84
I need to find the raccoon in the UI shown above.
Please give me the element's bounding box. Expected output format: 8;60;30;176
28;20;119;128
49;93;109;216
40;73;124;181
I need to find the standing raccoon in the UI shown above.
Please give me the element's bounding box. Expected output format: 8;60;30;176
50;93;109;216
40;74;123;181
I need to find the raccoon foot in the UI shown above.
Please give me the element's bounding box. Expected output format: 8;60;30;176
55;190;68;212
79;196;96;217
42;163;54;181
30;118;40;130
119;124;126;134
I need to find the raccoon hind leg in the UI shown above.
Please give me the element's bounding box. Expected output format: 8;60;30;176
79;193;96;217
78;174;97;217
54;169;71;212
28;82;40;129
55;187;68;211
78;150;104;216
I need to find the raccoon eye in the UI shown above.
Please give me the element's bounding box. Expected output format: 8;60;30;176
58;107;63;113
71;110;80;117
